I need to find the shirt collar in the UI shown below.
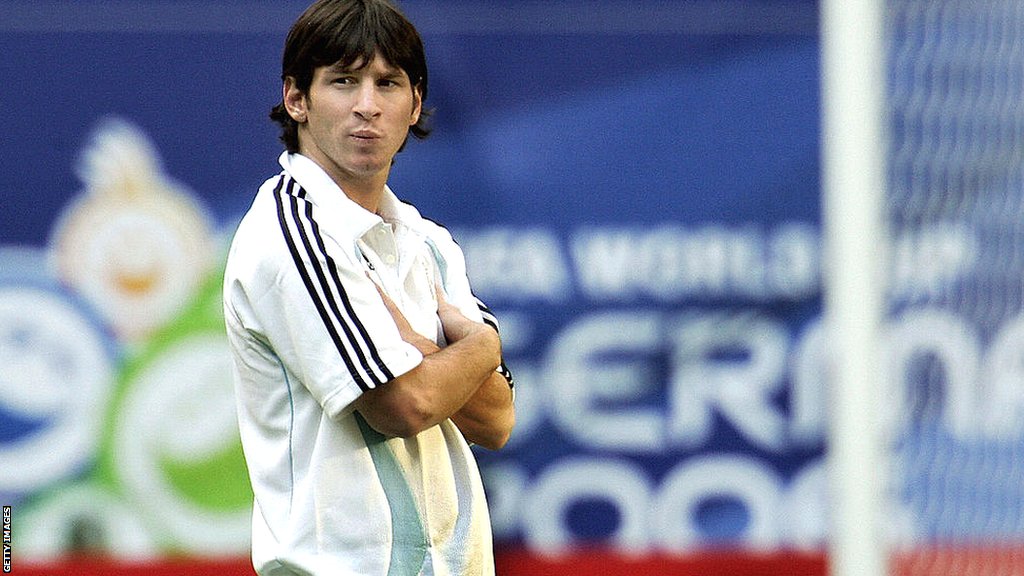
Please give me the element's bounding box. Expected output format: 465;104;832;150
278;151;426;242
377;183;427;234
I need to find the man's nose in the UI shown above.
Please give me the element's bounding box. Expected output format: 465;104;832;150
354;84;382;119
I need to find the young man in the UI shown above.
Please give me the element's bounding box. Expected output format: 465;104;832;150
222;1;515;574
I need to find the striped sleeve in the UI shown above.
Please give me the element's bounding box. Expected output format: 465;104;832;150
475;297;500;332
420;219;515;395
475;297;515;392
272;175;396;392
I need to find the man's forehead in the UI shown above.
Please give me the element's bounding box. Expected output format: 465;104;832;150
327;54;403;74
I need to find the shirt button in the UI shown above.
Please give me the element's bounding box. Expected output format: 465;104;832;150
385;254;396;265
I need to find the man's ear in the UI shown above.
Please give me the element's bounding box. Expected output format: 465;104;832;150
283;76;308;123
410;85;423;126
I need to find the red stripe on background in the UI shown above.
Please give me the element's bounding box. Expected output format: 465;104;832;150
16;557;256;576
14;546;1022;575
495;548;828;576
891;546;1024;576
13;551;829;576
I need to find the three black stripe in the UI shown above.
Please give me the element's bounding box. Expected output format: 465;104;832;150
273;175;394;391
476;297;499;332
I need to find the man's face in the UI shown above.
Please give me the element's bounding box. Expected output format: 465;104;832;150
285;53;422;190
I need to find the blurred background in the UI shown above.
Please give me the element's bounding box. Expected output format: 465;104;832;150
3;1;1021;575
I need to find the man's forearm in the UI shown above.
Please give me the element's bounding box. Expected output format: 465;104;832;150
451;371;515;450
354;324;500;438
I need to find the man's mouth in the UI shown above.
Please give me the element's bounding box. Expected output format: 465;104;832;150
351;129;381;140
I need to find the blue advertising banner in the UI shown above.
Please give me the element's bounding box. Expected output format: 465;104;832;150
0;0;824;570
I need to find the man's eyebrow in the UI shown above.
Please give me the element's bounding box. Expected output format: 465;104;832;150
327;59;404;74
325;62;356;73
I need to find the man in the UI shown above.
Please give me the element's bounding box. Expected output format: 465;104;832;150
222;1;515;574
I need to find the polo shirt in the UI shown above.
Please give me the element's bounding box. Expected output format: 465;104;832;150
223;152;496;576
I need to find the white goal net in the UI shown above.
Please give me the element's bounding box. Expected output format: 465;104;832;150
884;1;1024;575
823;1;1024;575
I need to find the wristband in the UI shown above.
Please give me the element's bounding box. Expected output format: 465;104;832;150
496;359;514;390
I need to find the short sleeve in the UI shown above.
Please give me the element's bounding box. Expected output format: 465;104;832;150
421;222;515;395
422;224;482;322
248;195;423;418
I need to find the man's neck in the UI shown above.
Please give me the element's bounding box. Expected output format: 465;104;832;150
301;152;389;214
339;178;386;215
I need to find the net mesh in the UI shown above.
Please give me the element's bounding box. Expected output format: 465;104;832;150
884;1;1024;574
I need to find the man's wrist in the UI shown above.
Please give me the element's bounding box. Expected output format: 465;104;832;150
408;332;441;355
496;360;514;390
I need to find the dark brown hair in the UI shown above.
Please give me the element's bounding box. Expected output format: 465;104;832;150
270;0;432;152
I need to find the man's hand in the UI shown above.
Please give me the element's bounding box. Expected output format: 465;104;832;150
436;287;514;449
436;284;490;345
356;277;510;446
369;277;438;354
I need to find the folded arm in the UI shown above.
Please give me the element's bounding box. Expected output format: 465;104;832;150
352;284;513;449
449;369;515;450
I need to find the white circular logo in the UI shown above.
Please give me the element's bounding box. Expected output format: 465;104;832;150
50;118;215;342
0;286;114;491
114;332;250;553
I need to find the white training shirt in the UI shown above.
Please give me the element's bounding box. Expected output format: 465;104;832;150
224;152;495;576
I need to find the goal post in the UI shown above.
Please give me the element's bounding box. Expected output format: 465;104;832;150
823;1;1024;575
820;0;889;575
